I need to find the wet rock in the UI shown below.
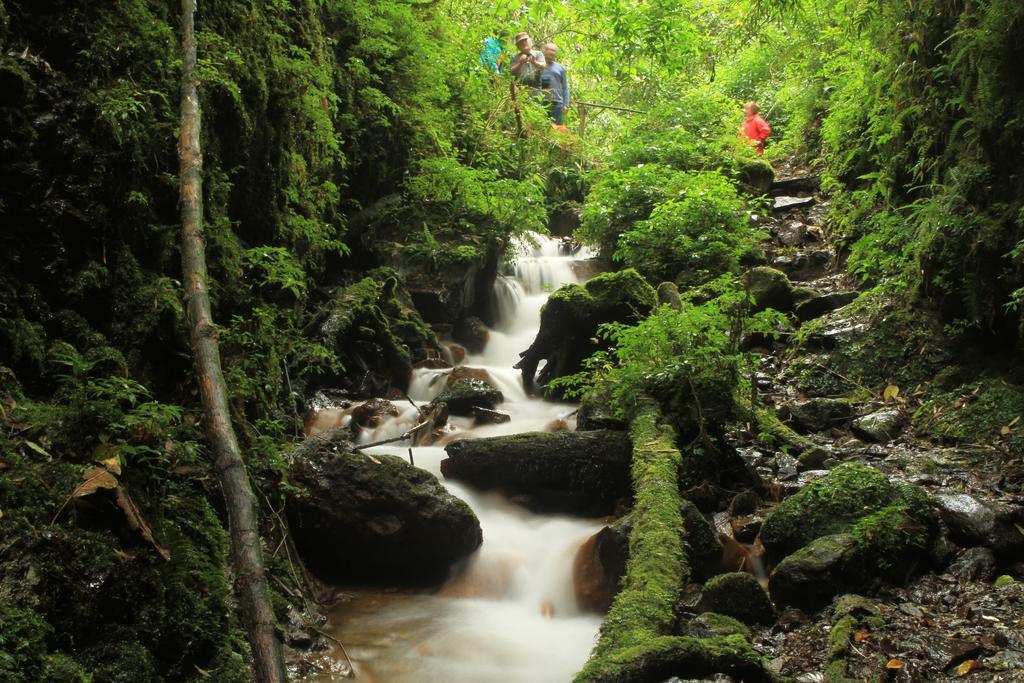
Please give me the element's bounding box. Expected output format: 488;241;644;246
731;515;763;543
921;634;981;670
851;410;905;443
769;533;861;611
349;398;400;430
778;398;853;433
745;266;795;313
287;428;482;583
795;292;858;322
934;494;995;547
775;220;808;247
775;451;800;481
434;378;503;416
516;269;657;398
773;195;815;211
446;343;467;364
770;175;821;196
729;489;761;517
948;547;997;581
310;270;441;394
446;366;494;387
472;407;510;425
989;503;1024;559
681;500;725;580
453;315;490;354
442;430;633;515
697;572;775;625
574;524;629;612
413;357;452;369
677;612;752;640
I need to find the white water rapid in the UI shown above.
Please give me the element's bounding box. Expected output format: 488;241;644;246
309;237;604;683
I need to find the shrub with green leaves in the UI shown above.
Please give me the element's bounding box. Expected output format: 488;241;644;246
615;171;759;286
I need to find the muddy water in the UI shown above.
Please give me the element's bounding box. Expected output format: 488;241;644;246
308;238;604;682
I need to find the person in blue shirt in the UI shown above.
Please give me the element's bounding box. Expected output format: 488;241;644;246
540;43;570;125
480;29;508;74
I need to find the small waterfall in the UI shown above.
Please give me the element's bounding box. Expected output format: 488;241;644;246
309;235;601;683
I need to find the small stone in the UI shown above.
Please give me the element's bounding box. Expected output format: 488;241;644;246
948;547;997;582
898;602;924;618
851;410;905;443
995;575;1016;588
776;220;808;247
773;195;815;211
472;407;511;425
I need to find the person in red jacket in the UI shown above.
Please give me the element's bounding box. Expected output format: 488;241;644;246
739;101;771;154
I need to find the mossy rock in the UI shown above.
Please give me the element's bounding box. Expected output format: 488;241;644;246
518;269;657;398
760;463;935;564
785;290;953;397
697;573;775;626
441;430;633;515
435;378;503;416
769;534;862;611
913;377;1024;454
736;157;775;194
744;266;795;313
287;428;482;583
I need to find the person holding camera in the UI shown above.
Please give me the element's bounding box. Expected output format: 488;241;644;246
510;31;546;87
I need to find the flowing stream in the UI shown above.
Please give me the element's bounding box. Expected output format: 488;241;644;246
308;237;604;682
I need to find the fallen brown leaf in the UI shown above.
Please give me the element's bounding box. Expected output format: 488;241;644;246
115;487;171;561
886;659;904;670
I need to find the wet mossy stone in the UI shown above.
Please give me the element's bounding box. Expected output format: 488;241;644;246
786;290;953;397
744;266;794;313
697;573;775;626
517;269;657;398
441;430;633;515
769;533;862;611
851;409;905;443
453;315;490;354
434;378;503;416
287;428;482;584
760;463;934;564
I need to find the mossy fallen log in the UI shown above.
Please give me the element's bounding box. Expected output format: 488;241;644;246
574;398;781;683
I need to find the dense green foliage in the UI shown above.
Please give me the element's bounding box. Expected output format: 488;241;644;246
1;0;1023;678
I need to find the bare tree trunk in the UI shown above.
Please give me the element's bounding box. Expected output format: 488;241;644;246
178;2;287;681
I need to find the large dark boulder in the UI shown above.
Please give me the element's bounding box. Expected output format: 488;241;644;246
287;428;482;584
441;430;633;515
515;269;657;399
769;534;862;611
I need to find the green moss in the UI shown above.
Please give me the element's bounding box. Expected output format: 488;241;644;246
761;463;931;561
913;378;1024;453
578;399;686;672
824;596;883;683
995;575;1015;588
